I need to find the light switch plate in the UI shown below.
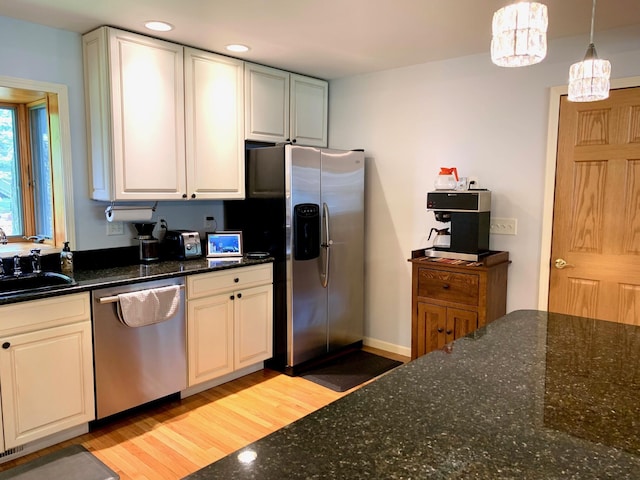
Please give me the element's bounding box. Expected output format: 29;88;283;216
490;217;517;235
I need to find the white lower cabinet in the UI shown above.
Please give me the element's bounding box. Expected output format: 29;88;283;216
0;293;94;451
187;264;273;386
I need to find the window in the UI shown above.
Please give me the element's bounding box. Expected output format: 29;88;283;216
0;76;74;250
0;100;53;241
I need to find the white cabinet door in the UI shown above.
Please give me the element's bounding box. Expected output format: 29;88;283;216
110;29;186;200
244;63;290;143
290;74;328;147
0;322;94;449
234;284;273;370
187;293;234;386
185;48;245;199
84;27;186;200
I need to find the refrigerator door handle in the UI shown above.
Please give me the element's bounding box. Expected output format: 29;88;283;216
320;202;332;288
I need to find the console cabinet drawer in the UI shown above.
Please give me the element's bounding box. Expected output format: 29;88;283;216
417;269;479;306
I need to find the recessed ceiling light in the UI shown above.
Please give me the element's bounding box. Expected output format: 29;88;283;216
226;44;250;53
144;21;174;32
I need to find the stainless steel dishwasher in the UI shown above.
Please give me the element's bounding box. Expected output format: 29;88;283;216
92;277;187;420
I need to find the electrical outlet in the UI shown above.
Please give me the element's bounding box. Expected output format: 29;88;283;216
204;216;215;230
490;217;517;235
468;176;480;189
106;221;124;236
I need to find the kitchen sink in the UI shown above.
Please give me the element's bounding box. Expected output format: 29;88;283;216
0;271;77;296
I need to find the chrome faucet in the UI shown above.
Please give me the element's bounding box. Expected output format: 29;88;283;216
30;249;41;274
0;228;7;245
13;255;21;277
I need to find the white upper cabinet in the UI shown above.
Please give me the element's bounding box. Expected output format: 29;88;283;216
184;48;244;199
83;27;186;201
83;27;244;201
245;63;328;147
290;74;329;147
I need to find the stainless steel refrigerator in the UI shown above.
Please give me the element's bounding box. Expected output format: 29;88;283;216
224;144;365;372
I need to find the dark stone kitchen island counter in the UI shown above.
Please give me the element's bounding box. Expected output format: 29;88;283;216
185;310;640;479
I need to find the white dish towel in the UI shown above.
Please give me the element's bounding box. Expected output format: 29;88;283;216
116;285;181;327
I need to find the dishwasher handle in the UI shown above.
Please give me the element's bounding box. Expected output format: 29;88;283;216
97;284;185;304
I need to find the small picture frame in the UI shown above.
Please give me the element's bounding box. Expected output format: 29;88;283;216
206;231;243;258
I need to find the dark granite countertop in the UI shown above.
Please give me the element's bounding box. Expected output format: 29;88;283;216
185;310;640;479
0;255;273;305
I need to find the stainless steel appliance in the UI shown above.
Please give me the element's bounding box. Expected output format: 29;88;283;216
163;230;202;260
225;145;365;373
91;277;186;419
425;190;491;261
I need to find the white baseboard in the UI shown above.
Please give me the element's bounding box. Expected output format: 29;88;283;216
180;362;264;398
363;337;411;358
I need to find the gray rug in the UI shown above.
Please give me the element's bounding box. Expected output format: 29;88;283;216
0;444;118;480
300;350;403;392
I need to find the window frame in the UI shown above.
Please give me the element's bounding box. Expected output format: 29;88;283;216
0;75;75;250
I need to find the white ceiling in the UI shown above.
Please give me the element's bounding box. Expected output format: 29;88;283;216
1;0;639;79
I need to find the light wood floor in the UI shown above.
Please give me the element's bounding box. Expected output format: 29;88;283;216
0;347;408;479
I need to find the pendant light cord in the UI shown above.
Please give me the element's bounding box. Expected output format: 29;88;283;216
589;0;596;45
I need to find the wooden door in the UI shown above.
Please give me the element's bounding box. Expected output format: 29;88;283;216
448;308;478;339
414;302;447;358
549;87;640;325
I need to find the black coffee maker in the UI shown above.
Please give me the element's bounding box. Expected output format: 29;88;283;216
425;191;491;261
133;222;160;263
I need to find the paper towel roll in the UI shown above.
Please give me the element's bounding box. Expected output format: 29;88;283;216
105;206;154;222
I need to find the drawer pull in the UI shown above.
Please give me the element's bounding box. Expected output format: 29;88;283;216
442;284;450;289
234;278;240;283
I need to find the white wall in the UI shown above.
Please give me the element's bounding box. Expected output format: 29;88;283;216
329;26;640;353
0;15;224;251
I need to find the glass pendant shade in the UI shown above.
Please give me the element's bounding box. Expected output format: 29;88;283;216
491;2;548;67
568;44;611;102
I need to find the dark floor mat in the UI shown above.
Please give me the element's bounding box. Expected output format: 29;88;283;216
300;350;403;392
0;444;119;480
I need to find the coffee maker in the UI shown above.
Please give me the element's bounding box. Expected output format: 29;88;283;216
133;222;160;263
425;190;491;261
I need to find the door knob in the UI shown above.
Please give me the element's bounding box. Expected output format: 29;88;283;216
554;258;575;269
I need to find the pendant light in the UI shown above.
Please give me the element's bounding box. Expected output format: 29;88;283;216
568;0;611;102
491;2;548;67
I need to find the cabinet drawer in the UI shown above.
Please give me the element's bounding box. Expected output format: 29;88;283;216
417;269;479;306
187;264;273;299
0;293;91;336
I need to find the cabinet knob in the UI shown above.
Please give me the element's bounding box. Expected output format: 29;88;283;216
234;278;239;283
437;328;444;333
442;284;450;289
2;342;10;349
237;293;242;299
446;330;453;335
291;139;297;144
191;193;196;199
182;193;187;199
230;295;234;300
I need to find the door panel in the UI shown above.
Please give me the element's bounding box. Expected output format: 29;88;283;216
288;146;326;366
322;149;365;350
549;87;640;325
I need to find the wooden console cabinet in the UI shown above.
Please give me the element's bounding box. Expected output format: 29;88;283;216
409;251;509;359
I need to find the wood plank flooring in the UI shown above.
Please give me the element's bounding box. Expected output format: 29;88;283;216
0;347;408;479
